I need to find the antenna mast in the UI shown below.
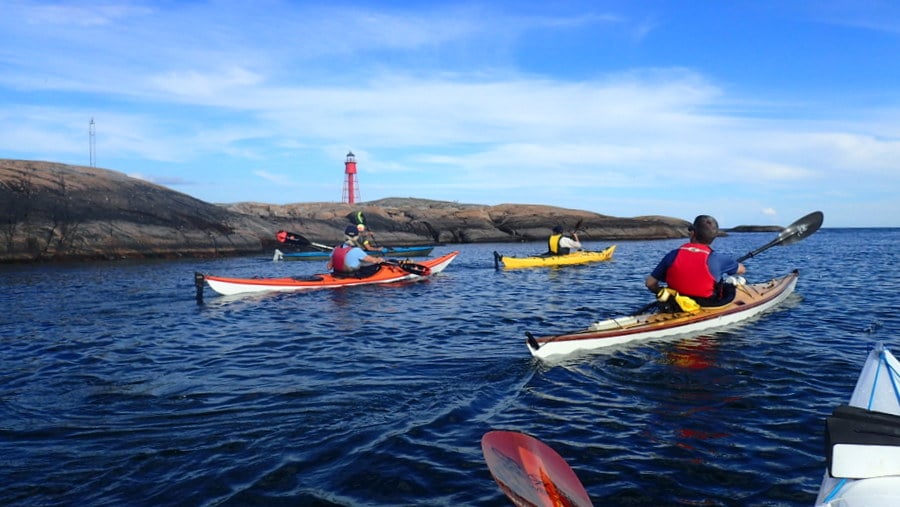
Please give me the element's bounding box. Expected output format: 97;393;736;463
89;118;96;167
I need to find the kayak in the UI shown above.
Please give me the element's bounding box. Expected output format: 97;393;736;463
815;343;900;506
197;251;459;296
482;430;593;507
273;245;435;261
526;270;799;359
494;246;616;269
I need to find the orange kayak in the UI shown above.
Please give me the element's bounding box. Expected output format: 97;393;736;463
197;251;459;297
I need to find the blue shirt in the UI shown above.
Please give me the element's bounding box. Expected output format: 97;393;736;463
342;247;368;269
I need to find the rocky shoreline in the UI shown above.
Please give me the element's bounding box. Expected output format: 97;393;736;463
0;159;768;263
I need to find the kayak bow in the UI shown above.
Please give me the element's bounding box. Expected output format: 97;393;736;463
815;343;900;506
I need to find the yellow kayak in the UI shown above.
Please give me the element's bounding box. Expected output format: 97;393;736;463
493;245;616;269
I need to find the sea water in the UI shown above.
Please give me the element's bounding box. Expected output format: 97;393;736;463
1;228;898;506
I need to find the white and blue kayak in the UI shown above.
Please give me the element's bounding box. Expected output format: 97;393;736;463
815;343;900;506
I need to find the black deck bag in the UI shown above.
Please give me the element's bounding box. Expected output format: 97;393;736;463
826;404;900;478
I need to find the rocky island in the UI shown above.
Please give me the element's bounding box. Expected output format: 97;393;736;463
1;159;727;263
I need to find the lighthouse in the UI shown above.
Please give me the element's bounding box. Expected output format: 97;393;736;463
342;151;361;204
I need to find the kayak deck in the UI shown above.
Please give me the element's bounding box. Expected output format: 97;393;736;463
526;270;799;359
816;343;900;506
198;251;458;297
494;246;616;269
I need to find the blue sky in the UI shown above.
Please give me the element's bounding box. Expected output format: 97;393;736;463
2;1;898;227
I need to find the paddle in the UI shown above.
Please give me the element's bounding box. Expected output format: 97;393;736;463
631;210;824;316
735;210;824;262
482;430;593;507
276;230;332;251
275;230;431;276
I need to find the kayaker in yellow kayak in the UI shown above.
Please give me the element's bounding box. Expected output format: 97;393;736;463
645;215;746;307
548;225;582;255
327;225;385;276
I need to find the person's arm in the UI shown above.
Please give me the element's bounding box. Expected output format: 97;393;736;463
560;235;582;250
645;274;661;293
569;232;582;250
712;253;746;277
646;252;674;293
362;254;384;264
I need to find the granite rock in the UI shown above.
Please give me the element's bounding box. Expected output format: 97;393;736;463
1;159;693;263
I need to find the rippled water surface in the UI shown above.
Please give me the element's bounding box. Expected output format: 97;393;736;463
2;228;899;506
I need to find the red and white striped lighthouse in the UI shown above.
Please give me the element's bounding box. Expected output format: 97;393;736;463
342;151;361;204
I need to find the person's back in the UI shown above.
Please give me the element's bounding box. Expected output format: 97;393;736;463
548;226;581;255
645;215;745;307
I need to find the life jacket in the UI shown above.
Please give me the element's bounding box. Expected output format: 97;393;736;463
665;243;715;298
331;245;353;272
548;234;570;255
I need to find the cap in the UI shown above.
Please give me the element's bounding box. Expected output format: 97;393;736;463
344;225;359;237
689;215;719;243
552;225;563;234
356;224;366;232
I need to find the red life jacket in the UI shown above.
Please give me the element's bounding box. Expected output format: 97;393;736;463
665;243;715;298
331;245;353;272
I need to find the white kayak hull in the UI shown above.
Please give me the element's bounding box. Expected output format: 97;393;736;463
527;271;799;360
201;251;458;296
815;343;900;506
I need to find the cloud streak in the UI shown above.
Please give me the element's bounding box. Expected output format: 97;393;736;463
0;1;898;226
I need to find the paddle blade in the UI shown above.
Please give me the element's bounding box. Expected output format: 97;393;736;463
736;211;823;262
778;210;824;246
482;431;593;507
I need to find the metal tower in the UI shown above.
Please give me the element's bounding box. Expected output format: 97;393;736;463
342;151;361;204
89;118;96;167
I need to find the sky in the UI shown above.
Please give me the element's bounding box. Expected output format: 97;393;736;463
1;1;899;228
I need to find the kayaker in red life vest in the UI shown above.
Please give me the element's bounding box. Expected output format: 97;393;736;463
645;215;746;307
327;225;385;276
548;226;582;255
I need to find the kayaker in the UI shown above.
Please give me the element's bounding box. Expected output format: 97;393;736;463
356;224;383;252
548;226;582;255
327;225;385;276
645;214;746;306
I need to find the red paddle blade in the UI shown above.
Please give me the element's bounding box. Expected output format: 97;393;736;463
482;431;593;507
276;230;287;243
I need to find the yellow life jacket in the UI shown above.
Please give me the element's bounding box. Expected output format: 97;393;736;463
657;288;701;313
548;234;569;255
